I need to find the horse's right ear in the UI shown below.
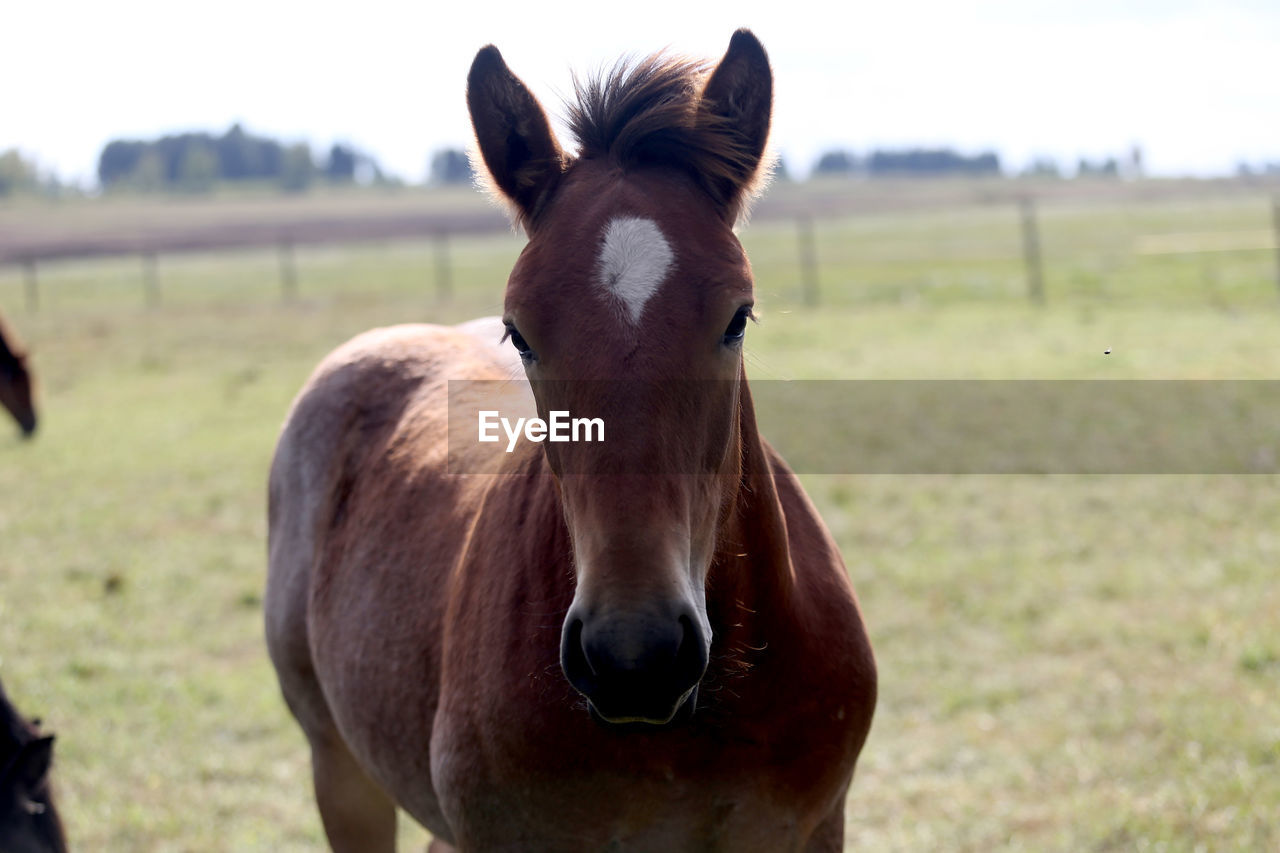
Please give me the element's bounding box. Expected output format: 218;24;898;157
467;46;568;230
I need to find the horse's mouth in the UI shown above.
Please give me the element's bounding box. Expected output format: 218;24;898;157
586;684;698;729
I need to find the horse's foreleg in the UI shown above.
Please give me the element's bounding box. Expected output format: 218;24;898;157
311;729;397;852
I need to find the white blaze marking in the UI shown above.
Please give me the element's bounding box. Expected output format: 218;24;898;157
596;217;674;325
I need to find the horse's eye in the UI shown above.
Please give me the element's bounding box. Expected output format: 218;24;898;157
506;326;536;362
722;306;753;346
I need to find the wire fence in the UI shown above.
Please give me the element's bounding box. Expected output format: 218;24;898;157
744;191;1280;310
3;186;1279;316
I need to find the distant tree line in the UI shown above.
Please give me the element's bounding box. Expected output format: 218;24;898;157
1076;157;1121;178
1057;146;1144;179
1237;160;1280;177
0;149;78;197
97;124;386;192
814;147;1003;178
811;146;1152;180
0;149;41;196
428;149;474;185
7;136;1274;197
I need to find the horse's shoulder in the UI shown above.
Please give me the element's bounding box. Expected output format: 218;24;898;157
272;323;490;491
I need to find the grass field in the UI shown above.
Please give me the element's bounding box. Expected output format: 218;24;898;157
1;184;1278;850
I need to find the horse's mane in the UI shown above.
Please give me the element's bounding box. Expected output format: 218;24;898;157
566;53;771;218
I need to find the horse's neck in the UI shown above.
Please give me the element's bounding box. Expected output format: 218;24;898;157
711;381;796;619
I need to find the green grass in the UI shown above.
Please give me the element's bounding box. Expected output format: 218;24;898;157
1;186;1278;850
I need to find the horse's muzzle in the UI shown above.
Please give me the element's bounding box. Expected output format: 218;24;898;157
560;604;709;726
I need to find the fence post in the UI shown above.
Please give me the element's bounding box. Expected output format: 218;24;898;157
23;260;38;313
1272;195;1280;301
797;214;820;307
434;232;453;304
143;252;160;308
1020;197;1046;305
279;239;298;302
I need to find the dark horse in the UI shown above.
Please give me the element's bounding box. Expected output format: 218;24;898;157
0;677;66;853
0;315;36;438
267;30;876;851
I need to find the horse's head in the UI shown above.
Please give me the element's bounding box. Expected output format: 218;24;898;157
1;684;66;853
0;327;36;438
468;31;773;725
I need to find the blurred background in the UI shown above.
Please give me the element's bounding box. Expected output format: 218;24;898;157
1;1;1277;850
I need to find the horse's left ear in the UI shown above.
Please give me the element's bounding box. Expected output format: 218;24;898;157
467;46;569;231
699;29;774;218
9;735;55;791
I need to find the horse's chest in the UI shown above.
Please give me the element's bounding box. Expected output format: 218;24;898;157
429;705;826;852
436;761;803;852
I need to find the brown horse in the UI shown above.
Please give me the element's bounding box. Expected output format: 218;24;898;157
0;316;36;438
0;677;67;853
267;30;876;852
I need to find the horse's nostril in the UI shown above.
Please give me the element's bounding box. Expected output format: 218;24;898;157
675;613;709;686
561;616;597;695
572;620;596;674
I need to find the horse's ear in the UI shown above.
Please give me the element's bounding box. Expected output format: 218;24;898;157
698;29;774;219
9;736;54;791
467;46;568;230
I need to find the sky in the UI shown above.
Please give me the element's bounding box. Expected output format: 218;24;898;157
4;0;1278;186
